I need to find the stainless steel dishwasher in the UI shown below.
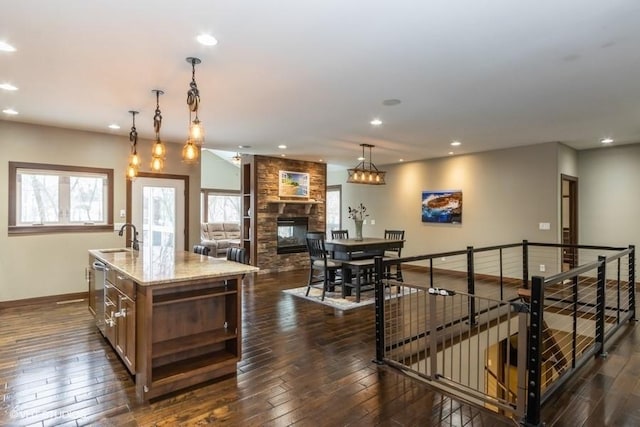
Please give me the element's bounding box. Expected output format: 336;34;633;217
92;260;108;335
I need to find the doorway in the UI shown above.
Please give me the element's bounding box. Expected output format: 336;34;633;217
561;174;578;270
126;173;189;251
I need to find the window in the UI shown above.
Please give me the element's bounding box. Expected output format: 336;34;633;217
326;185;342;238
200;189;241;223
9;162;113;234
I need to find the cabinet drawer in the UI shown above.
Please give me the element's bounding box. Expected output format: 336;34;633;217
107;270;136;299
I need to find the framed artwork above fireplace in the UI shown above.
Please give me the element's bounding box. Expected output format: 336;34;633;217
278;170;310;198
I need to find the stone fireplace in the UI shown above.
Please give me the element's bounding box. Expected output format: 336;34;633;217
241;155;326;273
276;217;308;254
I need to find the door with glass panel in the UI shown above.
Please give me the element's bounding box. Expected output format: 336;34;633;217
131;177;185;251
326;185;342;239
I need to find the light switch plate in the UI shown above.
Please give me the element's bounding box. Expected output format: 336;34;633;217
539;222;550;230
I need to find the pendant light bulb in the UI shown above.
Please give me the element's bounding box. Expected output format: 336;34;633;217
189;117;204;145
153;140;166;157
182;139;199;163
130;151;140;167
127;164;137;179
151;156;164;172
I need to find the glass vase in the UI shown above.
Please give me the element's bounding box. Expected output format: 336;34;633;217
354;219;364;241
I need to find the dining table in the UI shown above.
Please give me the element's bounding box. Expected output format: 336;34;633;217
324;237;404;301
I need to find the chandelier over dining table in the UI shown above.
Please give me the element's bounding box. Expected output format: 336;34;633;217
347;143;386;185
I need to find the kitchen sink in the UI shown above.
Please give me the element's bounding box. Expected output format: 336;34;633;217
98;248;131;254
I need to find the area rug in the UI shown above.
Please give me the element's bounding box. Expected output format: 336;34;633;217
282;285;411;311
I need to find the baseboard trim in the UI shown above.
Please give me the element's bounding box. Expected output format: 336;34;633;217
0;292;88;309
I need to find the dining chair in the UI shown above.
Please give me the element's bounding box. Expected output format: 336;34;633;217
193;244;211;256
384;229;405;281
331;229;349;239
305;232;342;301
226;247;248;264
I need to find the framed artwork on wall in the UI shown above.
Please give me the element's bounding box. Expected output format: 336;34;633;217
279;170;310;198
421;190;462;223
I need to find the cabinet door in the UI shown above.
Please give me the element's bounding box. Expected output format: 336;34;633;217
115;291;136;372
104;283;118;346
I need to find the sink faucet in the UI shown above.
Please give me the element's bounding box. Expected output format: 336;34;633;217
118;223;140;251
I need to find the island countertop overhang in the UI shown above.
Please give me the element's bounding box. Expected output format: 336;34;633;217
89;248;258;286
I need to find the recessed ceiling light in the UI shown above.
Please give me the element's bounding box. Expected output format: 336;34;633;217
451;141;461;146
0;41;16;52
600;137;614;144
0;83;18;91
238;145;251;149
370;118;382;126
278;144;287;149
448;151;454;155
108;124;120;130
280;154;286;157
2;108;18;115
399;159;404;162
197;34;218;46
357;155;365;161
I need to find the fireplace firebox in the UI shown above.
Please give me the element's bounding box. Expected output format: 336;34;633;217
277;217;308;254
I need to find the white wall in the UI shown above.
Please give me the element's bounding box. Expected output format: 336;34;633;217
578;144;640;248
201;150;241;190
329;142;560;256
0;121;201;302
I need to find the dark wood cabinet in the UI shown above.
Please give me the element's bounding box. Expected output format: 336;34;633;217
104;270;136;374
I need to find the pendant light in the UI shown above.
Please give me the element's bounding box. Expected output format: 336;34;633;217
347;144;386;185
126;110;140;180
183;57;203;163
150;89;166;171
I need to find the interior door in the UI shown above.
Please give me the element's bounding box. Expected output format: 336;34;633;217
561;175;578;271
130;176;185;251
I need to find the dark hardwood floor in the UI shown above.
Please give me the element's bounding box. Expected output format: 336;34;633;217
0;268;637;426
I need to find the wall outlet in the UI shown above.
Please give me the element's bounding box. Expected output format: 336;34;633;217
371;219;375;225
539;264;546;272
120;209;126;218
539;222;550;230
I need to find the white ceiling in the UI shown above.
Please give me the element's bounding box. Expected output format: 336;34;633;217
1;1;639;167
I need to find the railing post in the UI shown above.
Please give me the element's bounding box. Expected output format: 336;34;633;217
525;275;544;427
522;240;529;289
516;307;529;420
373;256;385;364
630;245;636;321
499;248;504;300
596;256;607;357
429;290;438;379
467;246;476;325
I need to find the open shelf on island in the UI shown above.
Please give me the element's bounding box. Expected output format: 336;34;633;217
267;199;322;214
152;350;237;383
152;329;237;359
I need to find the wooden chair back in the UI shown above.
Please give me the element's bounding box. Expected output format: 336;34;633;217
331;229;349;239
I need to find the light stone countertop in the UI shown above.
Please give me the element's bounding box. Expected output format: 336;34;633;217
90;248;259;286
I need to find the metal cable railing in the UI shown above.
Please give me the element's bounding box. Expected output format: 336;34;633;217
373;242;636;426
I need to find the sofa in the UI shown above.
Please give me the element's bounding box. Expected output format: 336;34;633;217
200;222;242;256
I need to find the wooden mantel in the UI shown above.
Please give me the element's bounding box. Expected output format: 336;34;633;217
268;199;322;214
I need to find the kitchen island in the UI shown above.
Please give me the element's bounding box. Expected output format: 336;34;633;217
88;247;258;401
